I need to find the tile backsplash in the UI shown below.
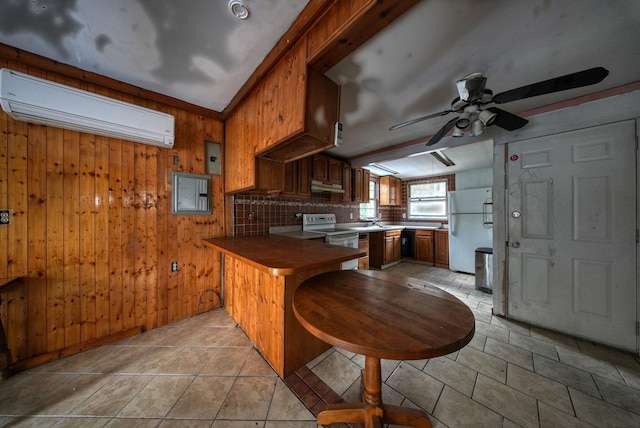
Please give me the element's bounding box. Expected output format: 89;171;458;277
233;173;454;236
234;193;360;236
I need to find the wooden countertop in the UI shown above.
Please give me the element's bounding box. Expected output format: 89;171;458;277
202;235;366;276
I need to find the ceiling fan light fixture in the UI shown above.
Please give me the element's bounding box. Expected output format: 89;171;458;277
471;119;484;136
455;112;470;129
479;109;498;126
456;73;486;102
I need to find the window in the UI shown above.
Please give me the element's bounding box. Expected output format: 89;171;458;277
408;180;447;219
359;179;378;219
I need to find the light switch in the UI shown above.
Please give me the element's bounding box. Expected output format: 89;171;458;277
205;141;221;175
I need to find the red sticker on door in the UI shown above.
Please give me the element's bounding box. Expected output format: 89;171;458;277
510;154;519;161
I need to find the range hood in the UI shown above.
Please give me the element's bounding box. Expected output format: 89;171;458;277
310;180;344;193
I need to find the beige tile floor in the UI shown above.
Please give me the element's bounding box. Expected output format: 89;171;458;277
1;261;639;427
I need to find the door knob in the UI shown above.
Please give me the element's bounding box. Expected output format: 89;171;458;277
511;211;521;218
511;242;520;248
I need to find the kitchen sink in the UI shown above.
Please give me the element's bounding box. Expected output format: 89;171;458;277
350;225;404;232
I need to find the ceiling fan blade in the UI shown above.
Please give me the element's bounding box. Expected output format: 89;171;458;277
492;67;609;104
389;110;452;130
487;107;529;131
426;117;458;146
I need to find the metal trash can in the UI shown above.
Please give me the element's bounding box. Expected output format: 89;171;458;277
475;247;493;293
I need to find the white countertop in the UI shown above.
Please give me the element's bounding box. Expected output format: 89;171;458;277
270;223;448;239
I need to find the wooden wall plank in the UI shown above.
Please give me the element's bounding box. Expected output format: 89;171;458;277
79;131;96;342
162;109;179;324
4;60;29;361
27;121;48;356
45;125;65;352
206;119;225;308
120;139;136;331
155;136;169;326
62;127;81;348
145;146;159;330
133;144;147;329
108;135;123;334
94;133;111;338
6;63;29;277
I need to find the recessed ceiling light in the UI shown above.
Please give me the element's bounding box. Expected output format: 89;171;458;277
228;0;250;20
430;151;455;167
368;163;400;175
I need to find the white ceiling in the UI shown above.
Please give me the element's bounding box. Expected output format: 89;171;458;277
0;0;308;111
1;0;639;179
326;0;640;177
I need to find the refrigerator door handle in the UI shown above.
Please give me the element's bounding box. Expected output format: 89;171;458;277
450;214;457;236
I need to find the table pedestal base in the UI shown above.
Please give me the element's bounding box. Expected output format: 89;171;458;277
316;356;432;428
317;402;432;428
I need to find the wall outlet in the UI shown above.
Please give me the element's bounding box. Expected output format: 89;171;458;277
0;209;10;225
171;261;179;272
402;213;406;219
349;213;353;219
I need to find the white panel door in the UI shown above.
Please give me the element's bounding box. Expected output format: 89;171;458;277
507;121;637;351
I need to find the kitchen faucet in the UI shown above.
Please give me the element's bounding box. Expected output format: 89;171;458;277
371;217;380;225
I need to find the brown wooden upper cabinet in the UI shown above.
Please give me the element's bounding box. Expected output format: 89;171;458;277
254;157;286;195
282;156;311;198
312;154;342;185
331;161;352;202
225;37;340;194
258;67;340;162
379;176;402;206
352;167;370;203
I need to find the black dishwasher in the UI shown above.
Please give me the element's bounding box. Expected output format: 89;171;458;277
401;230;414;258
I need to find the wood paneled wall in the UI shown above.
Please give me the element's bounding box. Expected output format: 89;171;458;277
0;61;226;367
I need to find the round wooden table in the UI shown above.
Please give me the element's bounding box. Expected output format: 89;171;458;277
293;270;475;428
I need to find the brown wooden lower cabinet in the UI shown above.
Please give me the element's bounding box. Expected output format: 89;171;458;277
435;229;449;268
369;230;401;269
223;257;335;378
204;234;366;378
358;233;369;269
415;230;434;264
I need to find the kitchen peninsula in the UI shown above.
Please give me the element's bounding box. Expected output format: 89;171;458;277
202;235;365;378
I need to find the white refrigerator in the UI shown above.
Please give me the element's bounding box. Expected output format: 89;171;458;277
448;187;493;274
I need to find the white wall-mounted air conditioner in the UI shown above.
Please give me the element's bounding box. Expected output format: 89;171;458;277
0;68;175;148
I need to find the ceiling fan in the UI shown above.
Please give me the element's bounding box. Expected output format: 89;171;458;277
389;67;609;146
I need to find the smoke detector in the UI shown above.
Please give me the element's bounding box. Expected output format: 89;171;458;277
228;0;250;20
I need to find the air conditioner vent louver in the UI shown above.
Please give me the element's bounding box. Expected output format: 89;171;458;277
0;68;174;148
